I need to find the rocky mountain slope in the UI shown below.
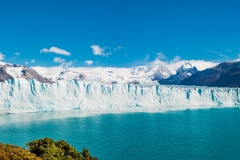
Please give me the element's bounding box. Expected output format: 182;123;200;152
0;64;53;83
180;61;240;87
153;62;199;84
0;65;13;82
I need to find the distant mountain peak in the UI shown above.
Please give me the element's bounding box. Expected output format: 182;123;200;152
154;62;199;85
132;66;148;75
181;62;192;69
56;69;87;81
152;66;172;80
177;62;198;74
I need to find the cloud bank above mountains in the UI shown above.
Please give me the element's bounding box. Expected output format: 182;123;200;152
147;58;218;74
143;53;218;74
30;53;219;83
0;52;5;60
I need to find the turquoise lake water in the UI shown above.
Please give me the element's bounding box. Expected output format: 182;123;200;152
0;108;240;160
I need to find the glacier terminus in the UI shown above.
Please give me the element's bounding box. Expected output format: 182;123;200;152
0;78;240;114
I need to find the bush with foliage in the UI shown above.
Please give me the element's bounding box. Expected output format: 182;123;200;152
0;138;98;160
0;143;41;160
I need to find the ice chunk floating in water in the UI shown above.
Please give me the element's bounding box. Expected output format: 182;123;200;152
0;78;240;114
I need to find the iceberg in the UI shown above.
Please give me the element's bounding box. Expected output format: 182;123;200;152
0;78;240;114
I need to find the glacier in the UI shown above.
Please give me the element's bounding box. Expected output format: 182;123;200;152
0;78;240;114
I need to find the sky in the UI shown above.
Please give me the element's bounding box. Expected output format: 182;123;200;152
0;0;240;68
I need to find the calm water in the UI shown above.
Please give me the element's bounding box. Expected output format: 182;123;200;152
0;108;240;160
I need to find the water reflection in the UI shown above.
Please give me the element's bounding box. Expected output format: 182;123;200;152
0;111;96;125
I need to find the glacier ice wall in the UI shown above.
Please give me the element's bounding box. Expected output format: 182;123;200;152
0;78;240;114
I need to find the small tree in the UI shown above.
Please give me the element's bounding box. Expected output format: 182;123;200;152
26;137;98;160
0;143;41;160
26;137;64;159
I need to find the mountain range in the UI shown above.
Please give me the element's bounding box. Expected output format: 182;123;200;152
0;61;239;87
152;62;199;85
180;61;240;87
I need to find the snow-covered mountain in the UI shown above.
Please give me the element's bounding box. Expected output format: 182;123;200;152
0;61;213;85
0;64;53;83
56;69;87;81
132;66;148;75
167;63;198;84
152;62;199;84
152;66;173;80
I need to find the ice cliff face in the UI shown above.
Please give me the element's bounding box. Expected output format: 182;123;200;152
0;78;240;114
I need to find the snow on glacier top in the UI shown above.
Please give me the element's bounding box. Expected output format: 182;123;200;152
31;60;217;83
5;65;23;78
1;59;218;84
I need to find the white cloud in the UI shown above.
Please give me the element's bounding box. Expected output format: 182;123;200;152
0;52;5;60
114;46;123;52
40;46;71;56
233;54;240;62
85;60;93;65
90;45;112;57
170;56;181;63
206;49;222;55
25;61;28;64
91;45;103;55
31;66;64;79
53;57;76;68
31;59;35;63
156;52;167;60
13;52;20;60
147;54;218;74
144;54;149;63
53;57;65;63
63;60;75;68
206;48;230;60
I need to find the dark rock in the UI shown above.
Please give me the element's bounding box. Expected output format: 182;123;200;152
180;61;240;87
0;65;13;82
21;67;54;84
128;80;140;84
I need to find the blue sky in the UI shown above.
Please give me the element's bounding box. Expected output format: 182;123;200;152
0;0;240;67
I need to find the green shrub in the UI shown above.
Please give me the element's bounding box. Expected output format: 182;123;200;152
0;138;98;160
0;142;41;160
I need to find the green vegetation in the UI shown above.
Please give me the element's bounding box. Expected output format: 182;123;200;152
0;137;98;160
0;143;41;160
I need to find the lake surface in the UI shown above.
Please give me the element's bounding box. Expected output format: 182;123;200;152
1;108;240;160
